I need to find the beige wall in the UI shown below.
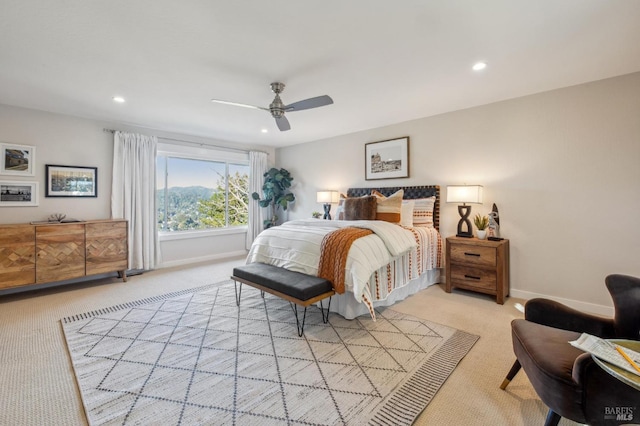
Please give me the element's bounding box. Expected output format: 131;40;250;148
2;72;638;308
277;72;640;314
0;104;275;267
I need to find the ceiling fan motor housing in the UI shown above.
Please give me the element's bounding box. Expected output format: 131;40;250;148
269;94;285;118
269;83;286;118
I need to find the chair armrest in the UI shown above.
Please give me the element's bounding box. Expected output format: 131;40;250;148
525;298;615;337
572;352;640;424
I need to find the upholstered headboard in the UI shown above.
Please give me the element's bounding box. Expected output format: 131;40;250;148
346;185;440;230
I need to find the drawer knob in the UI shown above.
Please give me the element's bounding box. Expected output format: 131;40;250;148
464;252;480;257
464;274;481;280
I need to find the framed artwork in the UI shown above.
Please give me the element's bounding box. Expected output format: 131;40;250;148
365;136;410;180
1;143;36;176
0;181;39;206
46;165;97;197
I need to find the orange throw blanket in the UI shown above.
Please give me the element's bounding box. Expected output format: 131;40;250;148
318;227;373;294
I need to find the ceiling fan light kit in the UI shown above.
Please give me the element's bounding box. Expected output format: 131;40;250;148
211;82;333;132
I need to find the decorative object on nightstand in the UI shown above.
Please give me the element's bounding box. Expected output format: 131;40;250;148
474;213;489;240
445;236;509;304
316;190;339;220
488;203;500;238
446;185;483;238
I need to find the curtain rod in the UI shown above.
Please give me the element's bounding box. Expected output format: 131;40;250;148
102;128;268;155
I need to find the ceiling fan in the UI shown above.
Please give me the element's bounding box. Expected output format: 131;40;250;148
211;82;333;131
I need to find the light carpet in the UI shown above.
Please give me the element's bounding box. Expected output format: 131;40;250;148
61;280;478;425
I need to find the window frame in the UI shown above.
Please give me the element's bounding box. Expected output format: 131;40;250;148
156;143;249;240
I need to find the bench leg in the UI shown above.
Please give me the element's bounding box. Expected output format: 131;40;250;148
234;281;242;306
290;302;308;337
319;297;332;324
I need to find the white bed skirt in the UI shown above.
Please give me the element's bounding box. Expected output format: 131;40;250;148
326;268;441;320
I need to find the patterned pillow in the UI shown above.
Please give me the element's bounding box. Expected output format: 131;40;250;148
371;189;403;223
412;196;436;227
343;195;377;220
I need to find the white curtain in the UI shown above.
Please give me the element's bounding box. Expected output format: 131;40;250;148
246;151;268;249
111;131;161;270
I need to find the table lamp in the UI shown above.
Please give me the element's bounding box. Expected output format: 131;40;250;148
316;191;339;220
446;185;483;238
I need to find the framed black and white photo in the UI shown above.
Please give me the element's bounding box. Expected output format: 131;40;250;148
0;181;39;206
365;136;410;180
1;143;36;176
46;165;97;197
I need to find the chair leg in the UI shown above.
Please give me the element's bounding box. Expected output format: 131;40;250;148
543;409;561;426
500;359;522;390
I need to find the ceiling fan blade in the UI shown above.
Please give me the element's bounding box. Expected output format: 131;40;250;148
275;115;291;131
285;95;333;112
211;99;268;111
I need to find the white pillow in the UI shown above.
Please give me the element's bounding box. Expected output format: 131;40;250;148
400;200;415;227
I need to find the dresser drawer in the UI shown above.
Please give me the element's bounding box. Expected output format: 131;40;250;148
450;265;497;292
449;244;496;268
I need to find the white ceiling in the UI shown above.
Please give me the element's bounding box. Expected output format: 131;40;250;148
2;1;640;148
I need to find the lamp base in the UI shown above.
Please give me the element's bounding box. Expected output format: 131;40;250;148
323;203;332;220
456;205;473;238
456;233;473;238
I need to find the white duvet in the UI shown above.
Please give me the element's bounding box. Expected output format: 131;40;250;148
245;219;417;305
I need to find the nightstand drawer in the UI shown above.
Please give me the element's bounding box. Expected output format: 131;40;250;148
450;265;497;292
449;244;496;268
445;236;509;304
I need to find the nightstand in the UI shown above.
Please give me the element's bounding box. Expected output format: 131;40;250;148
445;236;510;304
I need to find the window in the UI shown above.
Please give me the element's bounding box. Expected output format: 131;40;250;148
156;145;249;233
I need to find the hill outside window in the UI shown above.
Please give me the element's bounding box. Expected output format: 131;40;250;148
156;145;249;234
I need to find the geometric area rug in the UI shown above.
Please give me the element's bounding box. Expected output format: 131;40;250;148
61;281;478;426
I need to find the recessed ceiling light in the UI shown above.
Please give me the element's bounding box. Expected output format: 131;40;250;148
261;128;268;133
472;62;487;71
112;96;126;103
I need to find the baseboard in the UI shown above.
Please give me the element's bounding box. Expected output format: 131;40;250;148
158;250;247;269
510;289;613;317
0;272;121;296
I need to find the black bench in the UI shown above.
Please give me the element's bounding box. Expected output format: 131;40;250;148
231;263;335;336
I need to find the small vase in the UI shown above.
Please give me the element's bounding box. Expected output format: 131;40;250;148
476;230;487;240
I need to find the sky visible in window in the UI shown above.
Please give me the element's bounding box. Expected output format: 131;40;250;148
157;157;224;189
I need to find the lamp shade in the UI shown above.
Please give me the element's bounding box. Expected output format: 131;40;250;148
446;185;483;204
316;191;339;203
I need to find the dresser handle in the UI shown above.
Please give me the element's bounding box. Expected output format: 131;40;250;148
464;275;481;280
464;252;480;257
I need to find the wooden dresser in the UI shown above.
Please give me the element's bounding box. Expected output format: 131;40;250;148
0;219;128;290
445;236;510;304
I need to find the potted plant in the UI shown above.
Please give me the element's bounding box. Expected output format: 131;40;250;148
312;211;322;219
474;213;489;240
251;167;296;229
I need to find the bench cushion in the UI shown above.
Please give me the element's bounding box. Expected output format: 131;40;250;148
233;263;333;301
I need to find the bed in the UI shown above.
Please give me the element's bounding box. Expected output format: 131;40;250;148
246;185;442;319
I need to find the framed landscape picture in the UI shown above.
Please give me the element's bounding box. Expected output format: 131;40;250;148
0;181;39;206
46;164;97;197
365;136;410;180
1;143;36;176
